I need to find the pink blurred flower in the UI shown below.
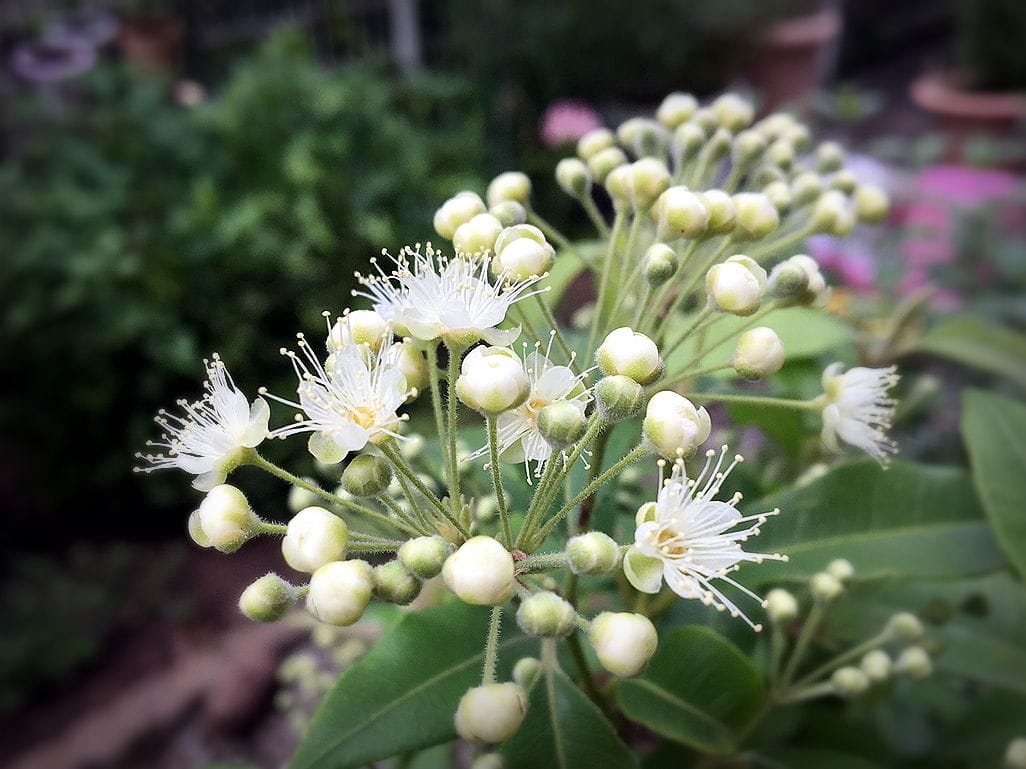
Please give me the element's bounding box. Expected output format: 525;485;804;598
917;165;1018;207
539;100;602;149
808;235;877;292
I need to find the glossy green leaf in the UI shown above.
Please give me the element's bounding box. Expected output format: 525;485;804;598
616;627;764;754
290;602;533;769
961;389;1026;576
915;315;1026;389
748;459;1004;583
502;660;637;769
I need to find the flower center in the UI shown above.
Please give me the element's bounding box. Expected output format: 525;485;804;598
656;528;689;558
346;405;377;429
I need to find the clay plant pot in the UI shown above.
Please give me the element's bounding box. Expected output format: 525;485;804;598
118;14;183;74
747;6;843;115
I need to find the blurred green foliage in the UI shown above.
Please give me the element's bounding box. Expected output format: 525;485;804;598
956;0;1026;90
0;30;486;543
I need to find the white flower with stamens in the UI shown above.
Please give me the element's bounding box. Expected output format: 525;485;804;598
623;448;787;630
820;363;899;463
136;355;269;491
267;333;413;464
354;244;543;347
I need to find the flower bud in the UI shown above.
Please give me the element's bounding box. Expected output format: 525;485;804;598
1005;738;1026;769
555;157;592;198
765;139;795;168
692;107;720;133
328;310;389;354
654;186;709;240
753;164;787;187
577;127;615;160
287;479;322;513
486;171;532;207
455;683;527;743
703;127;734;164
443;536;516;606
811;190;855;236
493;225;555;280
604;163;633;206
886;612;924;643
831;666;870;698
755;112;797;140
395;341;429;394
338;455;392;499
373;560;421;605
700;190;737;235
589;612;658;677
854;184;889;223
398;535;451;579
706;255;768;315
829;169;858;195
733;193;780;240
456;345;531;416
763;180;792;214
307;559;374;626
517;591;577;637
816;141;845;173
785;124;811;151
587;146;628;184
644;243;680;286
512;657;542;690
566;531;621;575
643;391;712;458
791;171;824;206
453;213;504;257
490;200;528;227
239;573;297;622
732;129;767;166
628;158;671;209
827;558;855;582
861;649;892;683
434;192;487;240
712;93;755;131
187;509;211;548
198;484;260;553
537;400;588;448
618;118;668;158
472;754;505;769
733;327;785;380
282;506;350;573
596;327;663;385
657;92;699;129
672;122;706;165
764;588;799;624
768;254;829;307
810;571;844;603
595;375;646;423
894;646;932;680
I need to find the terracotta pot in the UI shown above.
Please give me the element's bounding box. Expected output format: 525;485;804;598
118;15;183;74
747;6;843;115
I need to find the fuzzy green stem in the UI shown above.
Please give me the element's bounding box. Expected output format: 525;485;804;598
445;342;465;513
425;343;449;470
791;631;890;690
519;552;568;572
246;451;378;519
482;606;503;684
527;210;589;261
378;494;429;537
684;392;824;411
780;602;827;686
534;293;576;366
487;416;513;547
256;521;287;536
380;442;468;538
661;305;715;362
586;210;626;358
777;680;836;705
579;194;611;238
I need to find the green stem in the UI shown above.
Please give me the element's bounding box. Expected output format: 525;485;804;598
534;293;576;366
514;303;545;346
579;194;611;238
425;343;449;470
392;470;431;532
565;632;607;714
487;416;513;547
657;235;734;340
586;210;625;359
380;442;468;538
632;284;655;328
519;552;568;572
246;451;380;520
257;521;287;536
482;606;503;684
791;631;890;690
675;302;779;378
777;681;835;705
780;602;826;686
528;210;590;260
769;623;787;687
515;450;566;551
445;342;464;513
379;494;429;537
749;221;815;262
661;305;715;362
683;392;824;411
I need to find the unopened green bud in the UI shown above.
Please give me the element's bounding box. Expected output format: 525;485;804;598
854;184;889;223
643;391;712;458
282;505;350;573
492;232;555;280
455;683;527;743
811;190;855;235
512;657;542;690
604;164;633;206
672;122;706;165
692;107;720;133
755;112;797;140
810;571;844;603
443;536;516;606
434;192;487;240
342;454;393;497
456;344;531;415
486;171;532;207
769;254;828;307
790;171;824;206
490;200;527;227
894;646;932;680
399;535;452;579
654;186;709;240
618;117;668;158
764;588;799;624
733;193;780;240
596;327;663;385
373;560;421;605
732;129;767;166
307;559;374;626
828;170;857;196
832;666;870;698
395;341;429;395
765;139;795;168
537;400;588;448
644;243;679;286
555;157;592;198
827;558;855;582
239;573;297;622
628;158;671;209
517;591;577;637
595;375;646;423
753;164;787;187
288;480;322;513
453;213;504;257
712;93;755;131
700;190;737;235
589;611;658;677
706;254;768;315
886;612;924;643
702;127;733;166
763;180;792;214
1005;738;1026;769
567;531;621;575
816;141;845;173
198;484;260;554
861;649;892;683
733;327;785;380
657;92;699;128
577;127;615;160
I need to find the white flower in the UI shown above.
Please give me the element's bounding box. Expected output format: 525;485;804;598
267;332;413;464
623;447;788;630
642;391;711;458
136;355;269;490
820;363;899;463
354;244;542;347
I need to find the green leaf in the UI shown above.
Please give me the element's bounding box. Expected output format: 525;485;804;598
961;389;1026;576
760;749;885;769
748;459;1004;583
502;660;637;769
915;315;1026;389
289;602;533;769
616;627;764;754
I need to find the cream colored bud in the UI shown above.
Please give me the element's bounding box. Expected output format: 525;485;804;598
657;92;699;128
765;139;795;168
790;171;824;206
617;117;667;158
442;536;516;606
732;129;767;165
811;190;855;235
769;254;828;307
589;612;658;677
733;193;780;240
830;169;858;195
577;127;615;160
306;559;374;626
628;158;671;209
398;535;452;579
596;327;663;385
733;327;785;380
537;400;588;448
816;141;845;173
672;122;707;164
854;184;890;223
643;391;712;458
755;112;797;140
187;509;211;548
490;200;527;227
764;588;799;624
894;646;932;680
455;683;527;743
512;657;542;690
810;571;844;603
239;573;297;623
827;558;855;582
394;341;429;394
198;484;259;553
567;531;621;575
706;255;768;315
654;186;709;240
643;243;679;286
712;93;755;131
595;375;645;423
753;164;787;187
886;612;924;643
328;310;389;354
456;345;530;416
693;107;720;133
604;163;633;205
763;181;792;214
486;171;532;207
373;560;421;605
861;649;892;683
434;191;487;240
1005;738;1026;769
453;213;504;257
493;225;554;279
342;454;393;498
832;666;870;698
703;127;734;164
700;190;737;235
555;157;592;198
287;480;321;514
517;591;577;637
785;124;811;151
282;506;349;573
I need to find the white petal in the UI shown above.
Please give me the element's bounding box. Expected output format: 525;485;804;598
623;547;664;594
240;397;271;447
192;468;226;491
308;431;349;464
481;325;521;347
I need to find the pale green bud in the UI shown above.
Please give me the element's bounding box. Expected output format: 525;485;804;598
566;531;621;575
512;657;542;690
617;117;668;158
733;327;785;380
657;92;699;129
764;588;799;624
643;391;712;458
861;649;892;683
434;191;487;240
394;341;429;395
692;107;720;133
589;611;658;677
282;506;350;573
894;646;932;680
493;224;554;280
398;535;452;579
854;184;890;223
517;591;577;637
1005;738;1026;769
643;243;679;286
832;666;870;698
712;93;755;131
790;171;824;206
827;558;855;582
577;127;615;160
733;193;780;240
755;112;798;141
595;375;646;423
769;254;829;307
604;163;633;206
489;200;527;227
342;454;393;498
373;560;421;605
453;213;504;257
753;164;787;187
307;559;374;626
187;509;211;548
763;180;792;214
537;400;588;449
672;122;707;165
886;612;924;643
810;571;844;603
765;139;795;168
455;345;530;416
703;127;734;164
455;683;527;743
443;536;516;606
472;754;505;769
732;129;768;165
198;484;259;554
785;124;811;151
555;157;592;198
816;141;846;173
811;190;855;235
654;186;709;240
628;158;671;209
829;169;858;195
596;327;663;385
700;190;737;235
706;254;768;315
239;573;297;622
287;479;322;513
486;171;532;207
